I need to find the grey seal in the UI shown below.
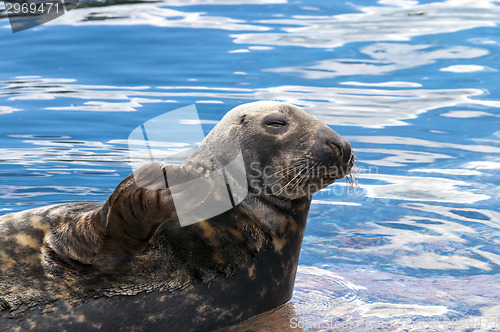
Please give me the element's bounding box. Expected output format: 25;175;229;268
0;101;355;331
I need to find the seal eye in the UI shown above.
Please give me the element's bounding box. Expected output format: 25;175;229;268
262;114;289;134
263;114;288;127
266;119;287;127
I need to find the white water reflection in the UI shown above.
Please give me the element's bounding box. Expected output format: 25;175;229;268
367;215;494;271
0;106;21;114
402;203;500;229
45;99;171;112
340;81;422;88
363;173;490;203
265;43;489;79
2;0;499;57
354;148;451;167
360;302;448;318
303;206;499;272
464;160;500;170
0;146;177;168
0;185;107;199
409;168;482;176
249;85;500;128
348;136;500;153
0;0;284;30
395;252;491;270
0;136;201;169
441;110;500;118
3;77;500;128
0;140;125;166
43;3;273;30
232;0;500;48
440;64;494;73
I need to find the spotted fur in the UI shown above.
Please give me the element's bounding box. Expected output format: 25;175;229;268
0;101;354;331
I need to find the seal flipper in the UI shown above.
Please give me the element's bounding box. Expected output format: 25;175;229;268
42;163;213;276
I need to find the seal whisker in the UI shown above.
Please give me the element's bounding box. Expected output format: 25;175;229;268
275;161;318;196
292;161;319;194
287;168;312;194
278;165;308;179
276;158;311;174
265;164;308;188
274;166;310;195
345;159;360;192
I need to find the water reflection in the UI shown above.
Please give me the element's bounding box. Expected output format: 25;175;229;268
1;0;499;329
233;0;500;48
440;64;495;73
2;0;496;49
0;184;108;199
265;43;489;78
228;265;500;331
348;135;500;153
0;0;284;28
363;173;489;203
441;110;500;118
0;106;21;114
3;76;500;128
40;1;276;30
354;148;451;167
402;203;500;229
409;168;482;176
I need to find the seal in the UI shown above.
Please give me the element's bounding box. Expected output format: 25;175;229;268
0;101;355;331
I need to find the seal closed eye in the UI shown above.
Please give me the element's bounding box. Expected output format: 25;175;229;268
0;101;355;331
263;113;288;127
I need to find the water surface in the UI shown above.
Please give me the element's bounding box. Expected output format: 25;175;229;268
1;0;499;330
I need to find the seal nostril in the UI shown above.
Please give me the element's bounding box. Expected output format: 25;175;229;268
327;142;342;160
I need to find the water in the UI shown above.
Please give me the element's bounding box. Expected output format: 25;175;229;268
1;0;499;330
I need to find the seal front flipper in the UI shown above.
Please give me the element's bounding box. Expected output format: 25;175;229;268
42;163;213;277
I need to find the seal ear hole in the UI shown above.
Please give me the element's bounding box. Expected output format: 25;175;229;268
239;115;247;125
279;107;290;114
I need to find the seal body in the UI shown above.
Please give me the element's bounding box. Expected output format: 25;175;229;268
0;101;354;331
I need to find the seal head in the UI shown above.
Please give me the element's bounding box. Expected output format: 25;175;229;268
188;101;353;201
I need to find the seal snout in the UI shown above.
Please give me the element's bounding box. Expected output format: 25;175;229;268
315;126;352;168
332;138;352;167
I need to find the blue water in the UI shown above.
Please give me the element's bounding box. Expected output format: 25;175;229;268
1;0;499;330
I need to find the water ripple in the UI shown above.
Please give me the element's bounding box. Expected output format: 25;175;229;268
265;43;489;78
2;77;500;128
232;0;500;48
